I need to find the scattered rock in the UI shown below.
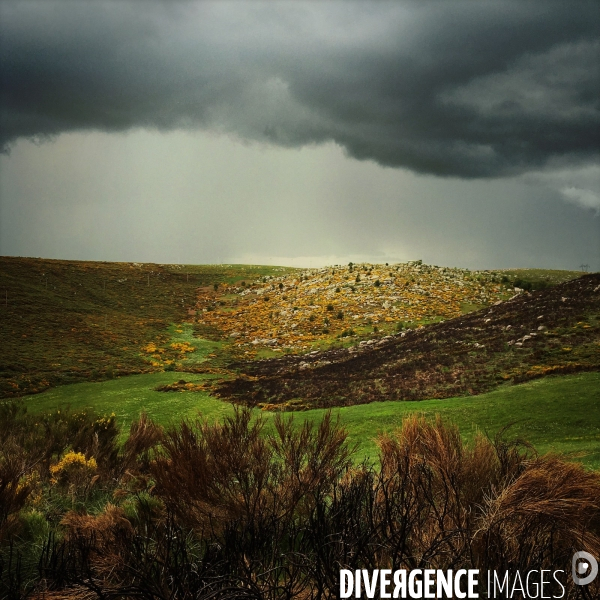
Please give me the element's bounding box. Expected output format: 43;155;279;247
195;261;512;352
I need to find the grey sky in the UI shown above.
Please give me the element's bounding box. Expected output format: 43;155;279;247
0;1;598;270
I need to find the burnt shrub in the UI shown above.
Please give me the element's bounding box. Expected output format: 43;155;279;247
4;412;599;599
514;278;550;292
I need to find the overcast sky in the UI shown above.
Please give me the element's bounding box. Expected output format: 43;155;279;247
1;0;598;270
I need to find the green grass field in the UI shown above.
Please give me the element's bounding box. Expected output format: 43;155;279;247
22;371;600;469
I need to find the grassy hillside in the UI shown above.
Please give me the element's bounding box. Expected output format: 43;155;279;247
497;268;584;290
21;371;600;469
2;259;598;599
0;257;295;397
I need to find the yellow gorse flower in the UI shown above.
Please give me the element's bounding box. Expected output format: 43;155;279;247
50;451;97;485
169;342;195;353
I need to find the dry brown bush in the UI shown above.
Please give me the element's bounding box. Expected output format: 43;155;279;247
151;408;353;534
120;412;164;474
474;455;600;575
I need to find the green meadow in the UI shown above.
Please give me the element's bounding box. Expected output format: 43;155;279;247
23;370;600;469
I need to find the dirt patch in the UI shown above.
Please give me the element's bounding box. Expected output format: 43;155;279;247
155;379;211;392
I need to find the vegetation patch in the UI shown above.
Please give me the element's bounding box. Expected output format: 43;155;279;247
193;260;525;354
1;405;598;598
21;372;230;438
155;379;212;393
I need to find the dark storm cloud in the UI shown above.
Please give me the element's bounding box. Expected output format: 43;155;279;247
1;1;598;177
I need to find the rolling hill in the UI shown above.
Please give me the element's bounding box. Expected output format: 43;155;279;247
2;256;596;412
0;256;294;398
216;273;600;409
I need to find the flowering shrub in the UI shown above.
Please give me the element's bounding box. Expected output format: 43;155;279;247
141;342;161;354
50;451;97;492
169;342;195;353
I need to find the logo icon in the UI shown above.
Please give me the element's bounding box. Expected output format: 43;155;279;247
572;551;598;586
